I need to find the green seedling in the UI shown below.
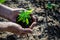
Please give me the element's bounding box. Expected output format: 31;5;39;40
46;2;53;9
46;2;58;9
0;0;6;4
17;9;34;25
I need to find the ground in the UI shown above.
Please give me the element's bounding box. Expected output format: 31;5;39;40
0;0;60;40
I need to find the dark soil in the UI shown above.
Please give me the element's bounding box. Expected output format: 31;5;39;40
7;35;17;40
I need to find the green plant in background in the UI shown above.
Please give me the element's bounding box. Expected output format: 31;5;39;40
17;9;34;25
46;2;53;9
46;2;58;9
0;0;6;4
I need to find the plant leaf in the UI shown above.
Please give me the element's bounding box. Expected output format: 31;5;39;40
26;18;29;25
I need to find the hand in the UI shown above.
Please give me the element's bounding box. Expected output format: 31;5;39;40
0;22;32;35
8;9;37;35
7;8;26;22
0;4;37;35
0;4;37;28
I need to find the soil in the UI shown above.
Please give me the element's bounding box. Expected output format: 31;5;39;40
16;16;33;28
0;0;60;40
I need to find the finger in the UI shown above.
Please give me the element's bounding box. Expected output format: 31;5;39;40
29;22;37;29
13;8;26;12
30;14;37;22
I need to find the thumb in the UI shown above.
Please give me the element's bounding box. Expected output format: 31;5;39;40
13;8;26;12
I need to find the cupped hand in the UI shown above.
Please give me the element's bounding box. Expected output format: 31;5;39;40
0;22;32;35
4;9;36;34
10;8;37;29
0;4;37;35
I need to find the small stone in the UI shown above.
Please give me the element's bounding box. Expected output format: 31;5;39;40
38;16;44;22
48;22;54;27
35;7;42;13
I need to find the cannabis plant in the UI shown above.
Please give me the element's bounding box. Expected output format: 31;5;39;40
17;9;34;25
